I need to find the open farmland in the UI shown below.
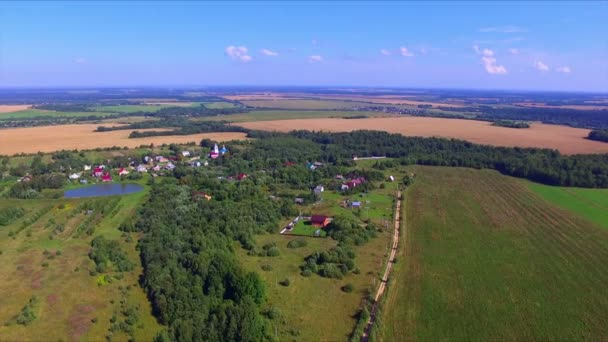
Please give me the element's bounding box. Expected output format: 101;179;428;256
91;104;193;113
202;110;396;122
237;117;608;154
0;105;32;113
378;166;608;341
0;124;248;155
0;109;115;119
240;99;378;110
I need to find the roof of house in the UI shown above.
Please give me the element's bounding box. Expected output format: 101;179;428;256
311;215;329;224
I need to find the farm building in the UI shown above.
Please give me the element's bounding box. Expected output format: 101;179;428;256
137;164;148;172
311;215;330;228
118;168;129;176
351;201;362;208
313;185;325;195
101;173;112;182
181;151;191;157
69;173;81;180
295;197;305;205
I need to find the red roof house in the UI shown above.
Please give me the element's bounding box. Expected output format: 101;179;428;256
311;215;330;228
236;173;248;181
101;172;112;182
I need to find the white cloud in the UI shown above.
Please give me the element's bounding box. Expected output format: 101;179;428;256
309;55;323;63
380;49;391;56
556;66;572;73
508;48;520;55
534;60;549;71
400;47;414;57
261;48;278;56
474;46;507;75
479;25;526;33
225;46;252;62
73;57;87;64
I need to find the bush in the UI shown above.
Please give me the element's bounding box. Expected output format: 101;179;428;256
261;264;273;271
266;246;280;257
301;269;312;277
279;278;290;287
264;306;282;320
342;283;354;293
287;238;308;249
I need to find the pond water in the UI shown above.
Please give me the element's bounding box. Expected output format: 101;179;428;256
64;183;144;198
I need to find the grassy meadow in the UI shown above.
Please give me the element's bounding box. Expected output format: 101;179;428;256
377;166;608;341
0;109;114;119
0;181;161;341
527;182;608;229
240;99;379;110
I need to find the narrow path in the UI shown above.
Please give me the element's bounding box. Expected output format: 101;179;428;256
362;190;403;341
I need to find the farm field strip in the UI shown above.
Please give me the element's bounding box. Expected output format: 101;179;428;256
236;117;608;154
0;124;248;155
379;167;608;341
0;105;32;113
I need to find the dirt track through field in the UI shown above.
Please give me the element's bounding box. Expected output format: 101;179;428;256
237;117;608;155
362;191;402;341
0;124;248;155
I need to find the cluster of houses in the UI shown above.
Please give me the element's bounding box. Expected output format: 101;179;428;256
340;176;366;191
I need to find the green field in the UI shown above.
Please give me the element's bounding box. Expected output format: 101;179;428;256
0;109;114;119
92;104;197;113
0;182;161;340
287;219;328;237
203;110;396;122
378;166;608;341
527;182;608;229
202;101;236;109
240;99;380;110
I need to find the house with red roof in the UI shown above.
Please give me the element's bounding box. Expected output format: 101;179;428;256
236;173;248;181
101;172;112;182
311;215;330;228
92;167;104;177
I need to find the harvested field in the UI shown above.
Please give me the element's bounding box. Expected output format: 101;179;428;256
0;105;31;113
237;117;608;155
0;124;248;155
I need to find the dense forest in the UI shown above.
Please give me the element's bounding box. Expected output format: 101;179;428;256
491;120;530;128
246;130;608;188
132;177;290;341
588;129;608;143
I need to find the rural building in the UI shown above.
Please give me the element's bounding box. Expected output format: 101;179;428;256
388;175;395;182
101;173;112;182
137;164;148;173
311;215;330;228
92;167;104;177
193;191;212;201
236;173;248;181
69;173;81;180
181;151;191;157
83;165;91;171
294;197;305;205
119;168;129;176
351;201;362;208
165;163;176;170
313;185;325;195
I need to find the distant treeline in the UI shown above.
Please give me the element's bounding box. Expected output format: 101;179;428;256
588;129;608;143
438;105;608;129
491;120;530;129
247;130;608;188
96;118;248;138
33;104;93;112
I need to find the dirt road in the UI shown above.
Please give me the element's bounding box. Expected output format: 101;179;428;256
362;190;403;340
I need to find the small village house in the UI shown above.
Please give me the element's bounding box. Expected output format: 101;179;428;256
311;215;330;228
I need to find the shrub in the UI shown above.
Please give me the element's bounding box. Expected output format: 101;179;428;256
266;246;280;257
261;264;273;271
279;278;290;287
287;238;308;249
342;283;354;293
301;269;312;277
264;306;282;320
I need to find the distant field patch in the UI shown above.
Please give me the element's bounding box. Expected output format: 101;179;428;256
236;117;608;155
0;124;248;155
0;109;114;119
92;104;180;113
527;182;608;229
202;101;236;109
0;104;31;113
241;99;372;110
203;110;396;122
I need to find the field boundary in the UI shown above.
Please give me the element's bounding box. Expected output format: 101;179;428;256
362;190;402;341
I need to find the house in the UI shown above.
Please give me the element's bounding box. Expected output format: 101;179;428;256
181;151;191;157
351;201;362;208
335;174;344;180
137;164;148;173
388;175;395;182
203;160;209;166
342;177;366;191
155;156;169;163
193;191;212;201
153;165;161;172
236;173;248;181
92;167;104;177
18;175;32;183
311;215;330;228
101;172;112;182
295;197;305;205
341;184;350;191
313;185;324;195
220;145;228;155
209;144;220;159
118;168;129;176
80;179;88;184
69;173;81;180
83;165;91;171
165;163;176;171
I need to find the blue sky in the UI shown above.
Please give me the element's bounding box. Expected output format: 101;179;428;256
0;1;606;91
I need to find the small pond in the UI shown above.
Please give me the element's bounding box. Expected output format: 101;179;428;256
64;183;144;198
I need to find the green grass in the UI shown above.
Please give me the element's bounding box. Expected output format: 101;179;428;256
0;187;161;341
0;109;114;119
379;166;608;341
240;99;379;110
201;101;236;109
91;104;190;113
287;219;327;237
201;110;397;122
527;182;608;229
